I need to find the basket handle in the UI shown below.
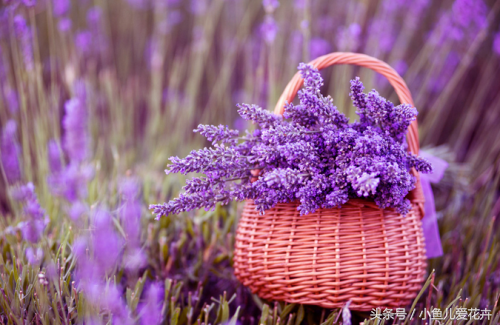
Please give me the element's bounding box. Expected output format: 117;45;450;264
274;52;425;215
274;52;419;156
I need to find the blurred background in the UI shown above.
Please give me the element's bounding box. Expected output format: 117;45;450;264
0;0;500;323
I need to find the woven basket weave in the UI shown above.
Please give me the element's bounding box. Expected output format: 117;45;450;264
233;52;427;311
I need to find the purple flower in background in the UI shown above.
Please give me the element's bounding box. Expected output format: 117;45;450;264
119;178;142;243
260;15;278;44
92;208;124;275
262;0;279;13
431;0;487;44
234;117;248;132
429;51;460;93
69;201;87;221
407;0;430;30
20;220;45;243
139;282;163;325
26;247;43;265
451;0;487;30
48;162;89;201
63;98;88;163
190;0;207;16
22;0;36;6
368;19;396;54
13;15;34;70
1;120;22;184
0;45;6;82
494;32;500;56
394;60;408;75
75;31;93;56
125;0;148;9
86;6;102;26
12;183;46;243
3;88;19;114
309;38;331;59
58;17;72;33
123;248;146;272
289;30;303;63
293;0;305;9
336;23;361;51
53;0;70;16
47;140;63;174
102;285;133;325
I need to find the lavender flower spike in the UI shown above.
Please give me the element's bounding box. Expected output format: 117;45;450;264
12;182;46;243
1;120;22;184
63;97;88;163
138;283;163;325
236;103;282;128
194;124;239;144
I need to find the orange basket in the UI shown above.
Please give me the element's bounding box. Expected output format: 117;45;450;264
233;52;427;311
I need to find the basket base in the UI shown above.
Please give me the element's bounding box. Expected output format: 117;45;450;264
234;199;427;311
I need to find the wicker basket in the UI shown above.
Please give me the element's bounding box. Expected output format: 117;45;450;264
233;52;427;311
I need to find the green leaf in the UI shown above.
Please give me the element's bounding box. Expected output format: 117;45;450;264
294;305;304;325
227;306;240;325
259;304;270;325
170;307;181;325
280;304;296;321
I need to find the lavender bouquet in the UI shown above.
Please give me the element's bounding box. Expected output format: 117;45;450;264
151;64;432;218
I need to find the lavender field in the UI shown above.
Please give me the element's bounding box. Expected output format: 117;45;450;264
1;0;500;324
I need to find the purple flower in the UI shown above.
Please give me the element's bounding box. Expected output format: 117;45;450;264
194;124;239;145
58;17;72;33
262;0;279;13
394;60;408;75
13;15;33;70
493;31;500;56
151;64;432;218
368;19;396;54
431;0;487;44
20;219;45;243
53;0;70;16
92;208;124;275
3;87;19;114
139;282;163;325
288;30;303;63
69;201;87;221
293;0;305;9
119;178;142;244
190;0;207;16
22;0;36;6
47;140;63;174
13;183;46;242
451;0;487;30
48;162;89;201
75;31;93;56
87;6;103;29
123;248;146;272
1;120;22;184
236;103;282;128
260;15;278;44
336;23;361;51
63;97;88;163
309;38;331;59
25;247;43;265
349;171;380;197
